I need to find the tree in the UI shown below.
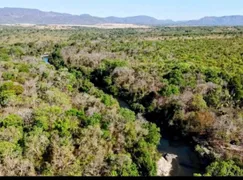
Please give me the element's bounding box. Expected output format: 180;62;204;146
203;161;243;176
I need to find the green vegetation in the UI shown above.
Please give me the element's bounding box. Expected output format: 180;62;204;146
0;26;242;176
195;161;243;176
0;55;160;176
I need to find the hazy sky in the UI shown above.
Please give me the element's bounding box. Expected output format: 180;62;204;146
1;0;243;20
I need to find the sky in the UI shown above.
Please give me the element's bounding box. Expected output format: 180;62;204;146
0;0;243;21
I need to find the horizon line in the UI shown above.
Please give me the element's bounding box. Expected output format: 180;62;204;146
1;6;243;22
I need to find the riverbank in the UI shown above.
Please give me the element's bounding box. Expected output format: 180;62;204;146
115;97;203;176
158;138;202;176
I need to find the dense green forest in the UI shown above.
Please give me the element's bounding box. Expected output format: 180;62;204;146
0;26;243;176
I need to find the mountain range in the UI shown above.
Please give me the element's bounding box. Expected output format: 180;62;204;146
0;7;243;26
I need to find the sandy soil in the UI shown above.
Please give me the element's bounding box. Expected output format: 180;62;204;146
1;23;151;29
157;154;178;176
157;138;202;176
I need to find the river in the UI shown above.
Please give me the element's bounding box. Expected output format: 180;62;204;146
116;97;202;176
42;56;49;64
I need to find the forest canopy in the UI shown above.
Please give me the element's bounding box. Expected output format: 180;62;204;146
0;26;242;176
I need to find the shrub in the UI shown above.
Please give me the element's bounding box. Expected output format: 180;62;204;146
2;72;15;81
204;160;243;176
0;114;23;127
130;103;145;113
17;64;29;73
119;108;136;122
0;90;15;106
0;53;10;61
191;94;208;111
144;123;161;145
0;141;22;157
0;82;24;95
101;94;116;107
159;84;180;97
131;140;157;176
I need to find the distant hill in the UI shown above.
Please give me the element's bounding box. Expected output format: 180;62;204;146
1;7;243;26
183;16;243;26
